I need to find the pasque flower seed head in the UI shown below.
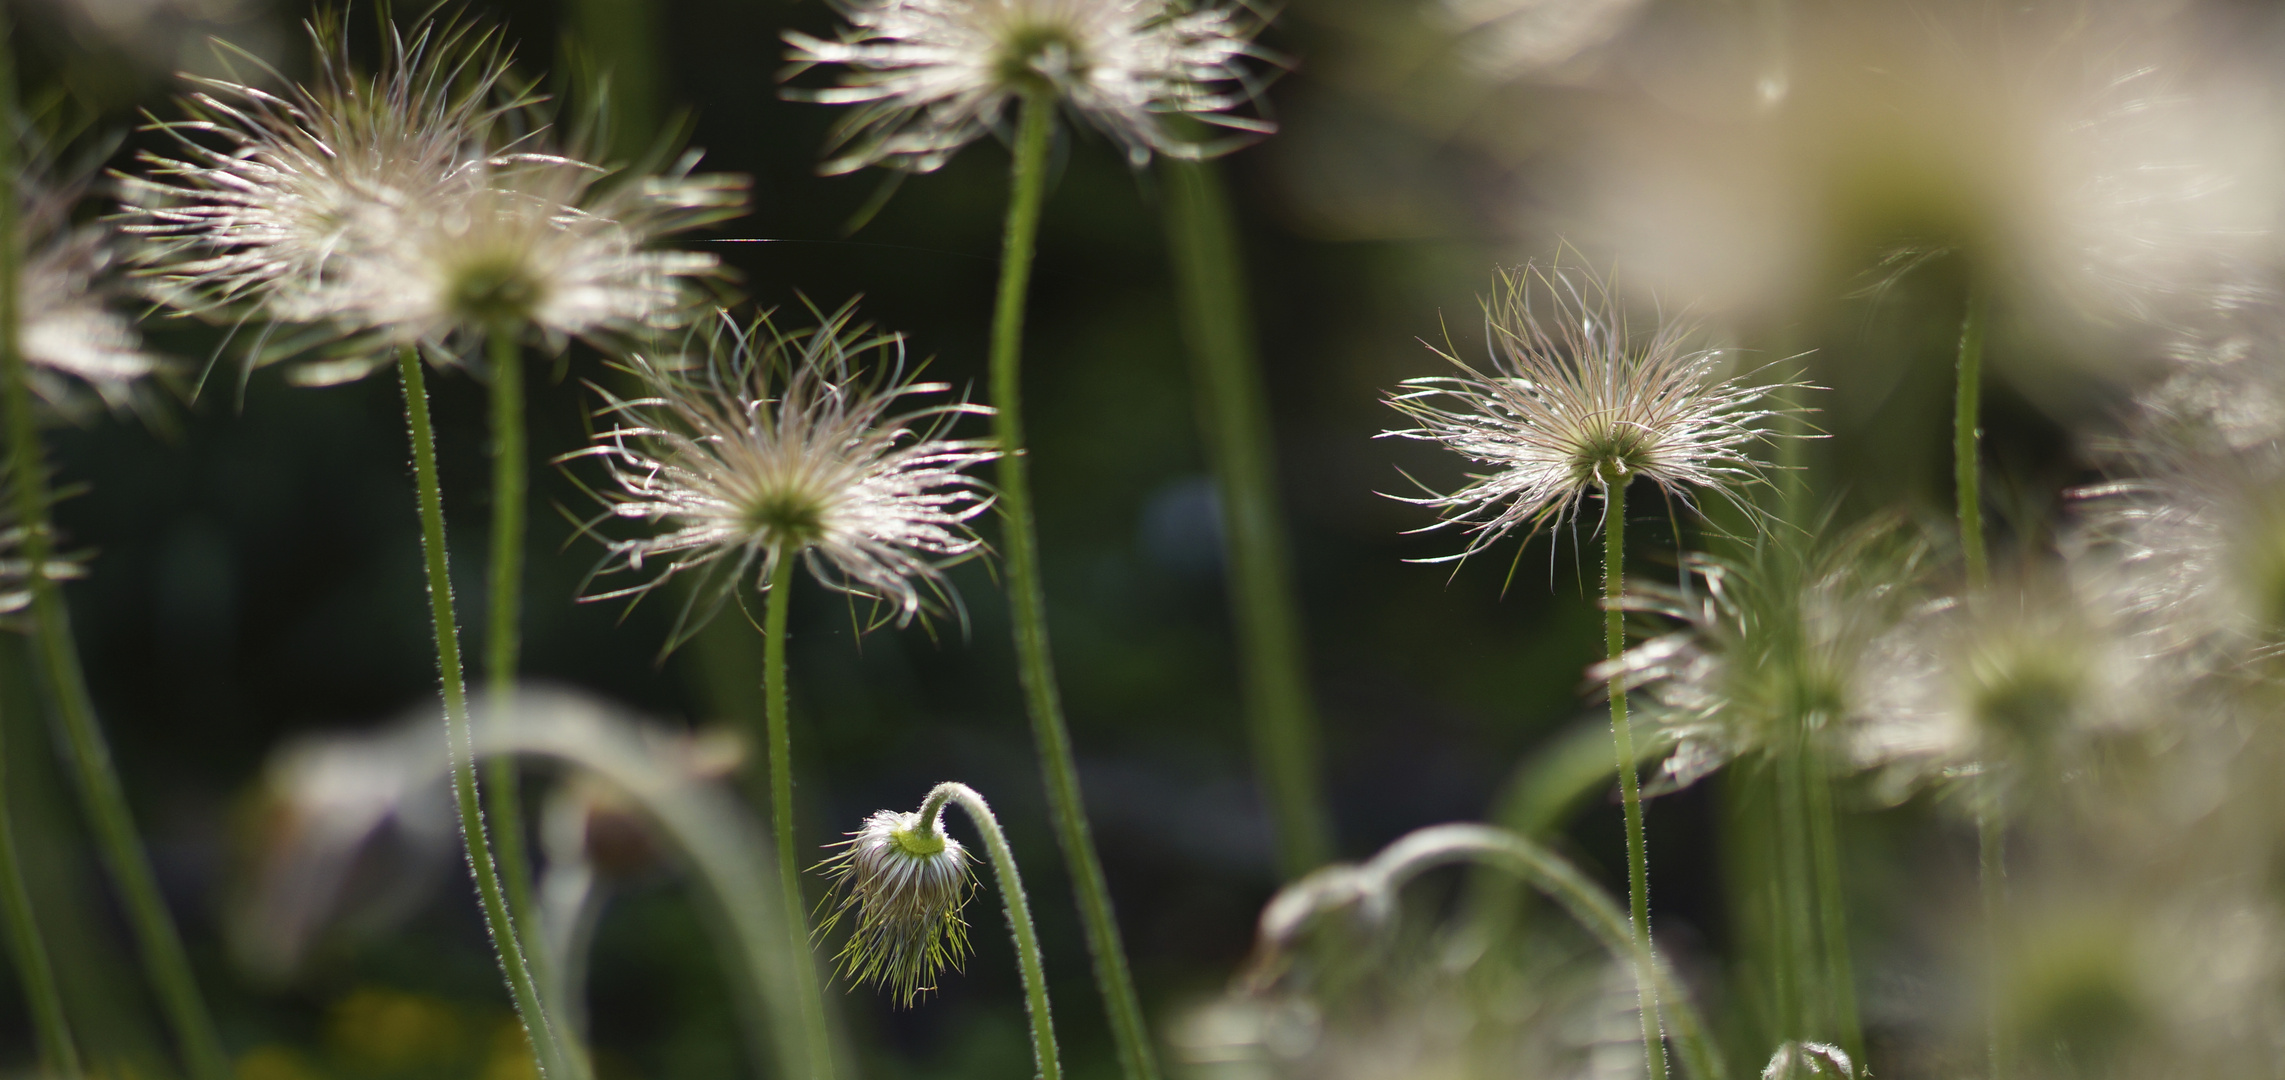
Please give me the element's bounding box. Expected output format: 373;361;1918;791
570;304;1000;649
1383;263;1806;563
785;0;1274;173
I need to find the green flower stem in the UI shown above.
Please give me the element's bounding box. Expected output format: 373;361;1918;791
1803;746;1861;1063
399;348;575;1080
1981;806;2011;1080
1603;478;1665;1080
1773;747;1820;1039
988;90;1159;1080
1955;285;1989;590
1160;158;1333;880
917;782;1060;1080
1348;824;1725;1080
761;548;836;1080
0;30;76;1076
0;28;226;1080
484;330;550;1025
0;714;76;1078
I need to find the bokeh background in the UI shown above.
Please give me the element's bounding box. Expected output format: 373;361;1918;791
5;0;2267;1075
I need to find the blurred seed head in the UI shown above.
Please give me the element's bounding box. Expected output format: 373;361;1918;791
120;13;525;328
783;0;1274;173
1578;2;2276;337
20;178;169;417
1600;520;1929;793
1851;573;2154;803
569;303;999;650
121;12;745;380
1381;262;1807;564
815;805;975;1007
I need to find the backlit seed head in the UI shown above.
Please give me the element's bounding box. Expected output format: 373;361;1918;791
567;303;999;651
815;807;975;1006
784;0;1275;174
1381;262;1808;564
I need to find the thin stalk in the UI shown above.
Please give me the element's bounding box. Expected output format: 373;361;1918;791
398;348;574;1080
761;549;836;1079
1980;806;2011;1080
484;330;549;1028
1772;747;1820;1041
1160;158;1332;879
0;704;77;1078
988;90;1159;1080
0;26;227;1079
1955;286;1989;590
1603;478;1665;1080
0;29;77;1075
1802;745;1861;1063
917;783;1060;1080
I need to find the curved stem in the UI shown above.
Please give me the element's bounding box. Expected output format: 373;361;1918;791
466;689;811;1080
0;34;226;1080
1161;158;1332;879
762;548;836;1079
0;28;78;1076
1353;824;1724;1080
484;330;551;1045
1955;285;1989;590
989;90;1159;1080
399;348;574;1080
1604;479;1665;1080
919;782;1060;1080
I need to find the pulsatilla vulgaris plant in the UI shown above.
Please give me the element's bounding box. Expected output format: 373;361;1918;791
783;0;1274;174
1383;260;1807;1080
822;783;1062;1079
569;303;997;1076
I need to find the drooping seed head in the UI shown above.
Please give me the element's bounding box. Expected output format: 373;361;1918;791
783;0;1275;173
816;807;975;1006
568;303;999;650
1382;262;1808;564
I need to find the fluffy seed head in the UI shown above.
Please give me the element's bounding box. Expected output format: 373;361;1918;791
1382;263;1807;563
119;14;523;327
120;13;744;380
20;181;166;417
1599;521;1928;793
816;807;975;1006
568;304;999;650
784;0;1274;173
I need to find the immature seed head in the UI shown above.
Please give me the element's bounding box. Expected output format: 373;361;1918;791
1382;262;1807;563
783;0;1274;173
816;807;975;1006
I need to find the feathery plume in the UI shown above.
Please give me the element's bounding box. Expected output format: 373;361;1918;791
568;303;1000;648
1381;263;1806;563
784;0;1275;173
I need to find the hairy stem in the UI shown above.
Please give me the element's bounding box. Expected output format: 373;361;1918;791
919;782;1061;1080
1160;158;1333;880
988;90;1159;1080
0;28;77;1076
1803;745;1861;1063
484;330;552;1043
1955;285;1989;590
400;348;574;1080
1344;824;1724;1080
1604;479;1665;1080
762;549;836;1079
0;31;226;1080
